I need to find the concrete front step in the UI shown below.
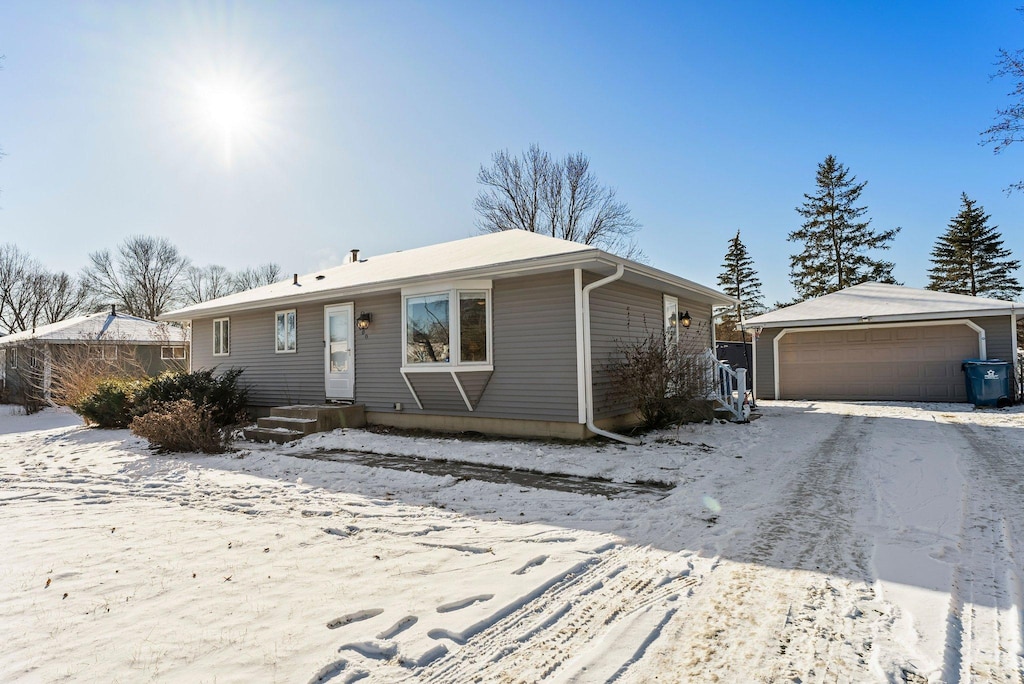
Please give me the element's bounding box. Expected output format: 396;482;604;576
245;404;366;444
242;427;305;444
257;416;319;434
270;404;366;431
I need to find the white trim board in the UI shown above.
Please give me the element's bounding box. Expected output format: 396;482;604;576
772;319;986;400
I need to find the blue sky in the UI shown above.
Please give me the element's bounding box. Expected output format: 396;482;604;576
1;1;1022;305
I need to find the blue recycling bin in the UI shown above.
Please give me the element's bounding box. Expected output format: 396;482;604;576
961;359;1013;407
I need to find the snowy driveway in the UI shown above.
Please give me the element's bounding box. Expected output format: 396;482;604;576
1;402;1022;682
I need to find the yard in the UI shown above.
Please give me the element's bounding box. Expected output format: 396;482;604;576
1;401;1022;682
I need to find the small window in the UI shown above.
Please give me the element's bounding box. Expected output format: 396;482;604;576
10;347;17;369
161;346;187;360
90;345;117;360
664;295;679;347
275;310;297;353
213;318;230;356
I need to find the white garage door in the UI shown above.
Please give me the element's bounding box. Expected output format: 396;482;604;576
777;324;979;401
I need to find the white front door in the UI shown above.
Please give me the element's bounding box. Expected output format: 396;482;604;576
324;304;355;401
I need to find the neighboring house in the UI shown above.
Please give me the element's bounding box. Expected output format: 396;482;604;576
745;283;1022;402
0;308;190;400
160;231;736;440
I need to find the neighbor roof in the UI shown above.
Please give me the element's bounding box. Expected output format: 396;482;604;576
0;311;189;346
746;282;1022;329
161;230;735;320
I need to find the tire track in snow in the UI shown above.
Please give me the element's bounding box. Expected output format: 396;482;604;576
644;414;889;681
941;420;1024;684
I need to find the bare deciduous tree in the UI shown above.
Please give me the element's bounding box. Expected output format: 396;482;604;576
0;244;85;334
475;145;642;258
183;265;235;305
232;262;281;291
982;36;1024;193
82;236;190;320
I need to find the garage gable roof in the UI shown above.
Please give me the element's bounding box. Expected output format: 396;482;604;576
746;282;1021;328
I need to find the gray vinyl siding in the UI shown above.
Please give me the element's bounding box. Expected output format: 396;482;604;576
589;280;714;419
754;328;781;401
473;272;578;421
972;315;1014;362
192;303;328;406
753;316;1015;402
190;271;581;422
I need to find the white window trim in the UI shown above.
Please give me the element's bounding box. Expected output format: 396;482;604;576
401;280;493;371
10;347;17;369
213;318;230;357
161;346;187;360
275;309;297;354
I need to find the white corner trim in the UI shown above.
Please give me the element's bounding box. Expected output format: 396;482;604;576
450;371;474;412
574;269;586;423
772;319;988;400
398;368;424;410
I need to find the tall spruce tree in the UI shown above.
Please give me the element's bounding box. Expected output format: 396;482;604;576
788;155;900;301
927;193;1021;300
716;229;765;342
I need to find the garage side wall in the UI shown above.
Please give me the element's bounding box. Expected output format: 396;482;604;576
754;328;781;401
972;315;1015;362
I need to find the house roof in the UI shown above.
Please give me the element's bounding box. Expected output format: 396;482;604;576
745;282;1022;329
0;311;189;346
160;230;736;320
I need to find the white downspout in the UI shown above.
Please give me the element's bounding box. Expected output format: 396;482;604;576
581;264;641;445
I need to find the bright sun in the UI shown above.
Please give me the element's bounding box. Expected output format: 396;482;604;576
190;76;266;165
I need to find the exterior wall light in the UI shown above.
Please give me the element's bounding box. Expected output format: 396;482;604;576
681;311;692;328
356;312;373;331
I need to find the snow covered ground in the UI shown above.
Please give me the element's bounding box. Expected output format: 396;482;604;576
1;401;1023;683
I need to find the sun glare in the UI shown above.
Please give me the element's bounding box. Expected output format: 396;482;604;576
189;76;267;166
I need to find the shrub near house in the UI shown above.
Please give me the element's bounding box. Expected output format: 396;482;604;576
70;369;249;454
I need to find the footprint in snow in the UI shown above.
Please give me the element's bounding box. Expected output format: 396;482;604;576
327;608;383;630
436;595;494;613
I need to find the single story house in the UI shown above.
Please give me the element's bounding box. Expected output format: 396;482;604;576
745;282;1021;402
160;231;737;440
0;308;190;400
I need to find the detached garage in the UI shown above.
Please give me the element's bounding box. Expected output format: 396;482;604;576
745;283;1021;402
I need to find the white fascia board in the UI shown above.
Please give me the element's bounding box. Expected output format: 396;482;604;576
159;252;603;321
755;308;1018;330
609;257;738;306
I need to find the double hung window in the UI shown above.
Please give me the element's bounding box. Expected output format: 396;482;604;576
275;310;297;353
213;318;230;356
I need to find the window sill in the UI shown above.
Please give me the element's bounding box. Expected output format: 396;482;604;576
275;349;297;355
401;365;493;373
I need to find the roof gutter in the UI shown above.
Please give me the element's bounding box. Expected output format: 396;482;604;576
580;263;641;445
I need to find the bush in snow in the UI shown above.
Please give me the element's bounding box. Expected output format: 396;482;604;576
610;331;716;429
71;377;153;428
135;368;249;428
130;399;229;453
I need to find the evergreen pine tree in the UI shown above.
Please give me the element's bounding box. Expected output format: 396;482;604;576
788;155;900;300
927;193;1022;300
716;229;765;342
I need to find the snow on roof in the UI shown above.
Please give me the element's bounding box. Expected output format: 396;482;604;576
746;282;1022;328
161;227;729;317
0;311;189;345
